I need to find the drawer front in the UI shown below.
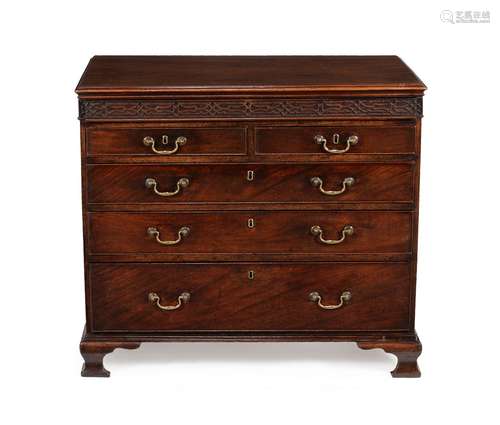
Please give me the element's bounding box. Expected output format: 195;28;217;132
87;127;247;156
90;263;411;332
88;211;411;254
255;125;415;155
88;163;414;204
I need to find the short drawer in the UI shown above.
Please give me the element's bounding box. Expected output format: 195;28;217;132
88;211;411;255
88;163;414;204
87;127;247;156
90;262;411;332
255;124;415;155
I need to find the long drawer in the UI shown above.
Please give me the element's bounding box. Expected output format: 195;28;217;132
90;262;411;332
88;211;411;255
88;163;414;204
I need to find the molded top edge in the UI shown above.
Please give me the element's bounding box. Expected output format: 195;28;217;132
76;56;427;95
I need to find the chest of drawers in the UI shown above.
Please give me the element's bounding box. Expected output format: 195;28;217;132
77;56;426;377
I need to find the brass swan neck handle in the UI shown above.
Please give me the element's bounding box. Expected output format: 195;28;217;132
310;176;355;196
309;291;352;310
147;226;190;245
314;133;358;154
310;225;354;245
145;177;190;197
148;292;191;311
143;135;187;155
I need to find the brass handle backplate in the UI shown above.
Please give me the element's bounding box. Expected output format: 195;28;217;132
310;224;354;245
145;177;190;197
310;176;355;196
309;291;352;310
148;292;190;311
143;135;187;155
314;134;358;154
147;226;190;245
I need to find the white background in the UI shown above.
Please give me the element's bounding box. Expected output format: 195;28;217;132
1;1;499;423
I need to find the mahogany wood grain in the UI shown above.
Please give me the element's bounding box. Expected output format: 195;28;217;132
80;338;140;377
87;163;414;204
88;211;412;255
88;203;414;213
87;127;246;156
83;329;419;342
84;119;417;164
77;55;425;377
87;252;412;263
256;125;415;155
89;262;411;332
76;56;426;95
79;326;420;377
357;336;422;377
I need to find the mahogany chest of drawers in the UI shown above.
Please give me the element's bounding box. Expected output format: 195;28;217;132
76;56;426;377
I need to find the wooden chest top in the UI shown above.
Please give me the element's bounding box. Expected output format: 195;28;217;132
76;55;426;94
76;56;426;122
